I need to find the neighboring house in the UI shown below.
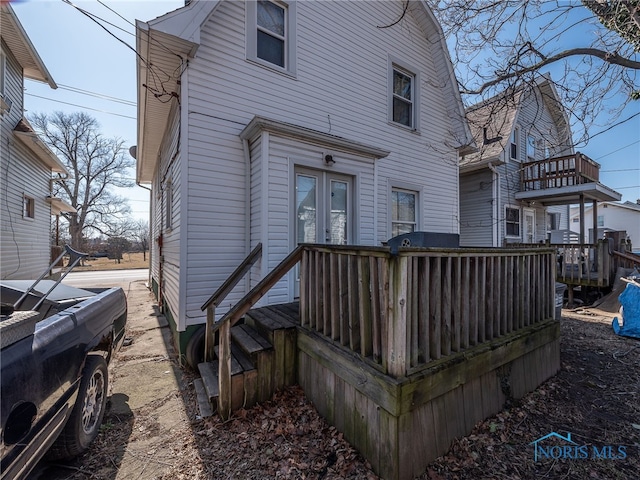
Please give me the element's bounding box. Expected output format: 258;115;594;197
0;4;74;280
459;75;621;247
135;0;474;351
570;201;640;248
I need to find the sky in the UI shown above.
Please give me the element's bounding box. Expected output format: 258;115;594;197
12;0;184;223
11;0;640;227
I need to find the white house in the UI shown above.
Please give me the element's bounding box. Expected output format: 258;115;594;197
570;201;640;249
135;0;474;355
0;4;74;280
459;76;621;247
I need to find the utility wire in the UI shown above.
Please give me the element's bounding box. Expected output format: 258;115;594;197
57;83;136;106
25;93;136;120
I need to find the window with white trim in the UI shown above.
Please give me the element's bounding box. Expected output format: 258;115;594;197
23;195;35;219
390;65;417;129
547;212;560;231
510;126;519;160
391;188;417;237
597;215;604;227
246;0;296;74
505;206;520;237
527;134;536;160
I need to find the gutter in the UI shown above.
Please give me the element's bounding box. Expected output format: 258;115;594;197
488;163;500;247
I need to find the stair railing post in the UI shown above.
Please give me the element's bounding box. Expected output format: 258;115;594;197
386;254;408;377
205;306;216;362
218;319;232;421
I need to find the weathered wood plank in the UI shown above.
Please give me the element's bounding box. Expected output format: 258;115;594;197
409;257;419;367
330;253;340;341
388;255;408;377
322;251;331;336
339;254;349;347
461;258;470;349
378;408;398;480
359;255;373;358
370;257;382;364
479;256;487;343
348;254;360;351
429;257;442;359
470;257;479;346
452;257;461;352
379;257;390;373
300;250;309;326
442;257;452;356
419;256;430;362
218;321;232;420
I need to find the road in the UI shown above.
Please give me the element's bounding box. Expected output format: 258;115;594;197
63;269;149;289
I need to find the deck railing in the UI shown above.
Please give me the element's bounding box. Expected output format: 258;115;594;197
507;241;613;287
521;152;600;191
299;245;556;378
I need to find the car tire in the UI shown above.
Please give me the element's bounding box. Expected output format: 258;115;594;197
185;325;206;370
48;355;108;460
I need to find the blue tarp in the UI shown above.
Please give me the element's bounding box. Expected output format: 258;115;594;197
612;282;640;339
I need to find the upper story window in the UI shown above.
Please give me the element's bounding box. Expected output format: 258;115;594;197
510;126;519;160
527;134;537;160
392;68;414;128
388;57;419;131
246;1;297;75
391;187;417;237
0;51;9;115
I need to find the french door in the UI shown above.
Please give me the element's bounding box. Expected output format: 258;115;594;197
294;168;353;295
295;169;352;245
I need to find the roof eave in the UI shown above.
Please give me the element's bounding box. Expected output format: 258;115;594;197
1;4;57;89
13;128;67;174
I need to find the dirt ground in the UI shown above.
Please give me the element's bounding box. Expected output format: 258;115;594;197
33;285;639;480
72;252;149;271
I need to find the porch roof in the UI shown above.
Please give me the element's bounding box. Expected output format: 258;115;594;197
514;182;622;205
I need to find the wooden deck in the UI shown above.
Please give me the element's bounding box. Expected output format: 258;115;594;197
196;244;561;479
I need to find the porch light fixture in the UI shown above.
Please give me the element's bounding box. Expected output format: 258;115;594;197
324;154;335;166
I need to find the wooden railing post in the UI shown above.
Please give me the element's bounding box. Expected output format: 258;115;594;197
206;306;216;362
218;320;232;420
387;255;408;377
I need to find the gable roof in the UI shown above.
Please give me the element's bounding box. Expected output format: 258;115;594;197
135;0;474;183
0;3;56;88
461;75;571;172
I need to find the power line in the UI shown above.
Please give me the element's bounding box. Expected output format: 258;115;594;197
25;93;136;120
57;83;135;106
595;139;640;161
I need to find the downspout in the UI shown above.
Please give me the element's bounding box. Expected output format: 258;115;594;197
488;163;500;247
242;138;252;294
137;180;152;287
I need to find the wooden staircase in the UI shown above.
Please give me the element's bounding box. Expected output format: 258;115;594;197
194;303;299;417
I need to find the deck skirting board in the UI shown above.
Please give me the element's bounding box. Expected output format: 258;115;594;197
297;319;560;480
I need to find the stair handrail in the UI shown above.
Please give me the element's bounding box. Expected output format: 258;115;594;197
204;244;303;420
201;243;262;363
201;243;263;311
613;249;640;269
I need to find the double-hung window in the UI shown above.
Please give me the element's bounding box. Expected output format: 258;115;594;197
247;1;296;74
510;126;520;160
391;188;417;237
527;134;536;161
505;206;520;237
392;68;414;128
388;57;419;130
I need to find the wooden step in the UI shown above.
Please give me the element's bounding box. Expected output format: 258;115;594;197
198;360;220;401
231;323;272;355
245;306;297;389
193;378;214;418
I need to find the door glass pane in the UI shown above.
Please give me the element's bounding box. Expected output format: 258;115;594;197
329;180;348;244
296;175;316;243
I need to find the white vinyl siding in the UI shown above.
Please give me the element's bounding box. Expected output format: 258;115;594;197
459;170;494;247
150;1;464;326
0;47;52;279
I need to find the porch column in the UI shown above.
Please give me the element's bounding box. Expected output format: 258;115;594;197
579;194;585;244
592;199;598;242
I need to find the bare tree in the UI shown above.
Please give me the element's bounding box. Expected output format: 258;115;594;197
426;0;639;145
30;112;134;250
131;220;150;261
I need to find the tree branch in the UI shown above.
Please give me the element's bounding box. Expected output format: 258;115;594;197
462;47;640;94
